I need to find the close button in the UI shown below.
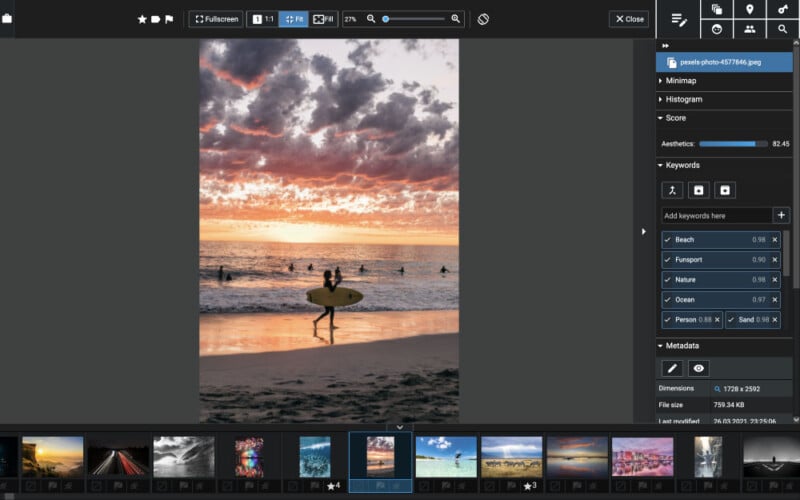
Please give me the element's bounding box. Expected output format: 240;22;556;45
609;10;649;28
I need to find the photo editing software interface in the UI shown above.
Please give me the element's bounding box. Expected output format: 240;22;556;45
0;0;799;498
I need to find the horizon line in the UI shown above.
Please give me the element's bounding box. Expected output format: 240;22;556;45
200;239;459;247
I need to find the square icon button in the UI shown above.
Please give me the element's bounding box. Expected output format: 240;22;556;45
736;0;766;18
688;360;710;377
714;181;736;199
702;0;732;17
703;20;732;37
661;181;684;199
661;360;684;377
688;181;710;199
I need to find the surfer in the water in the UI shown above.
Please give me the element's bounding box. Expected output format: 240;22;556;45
334;266;342;283
218;265;224;280
359;264;365;273
308;263;314;271
313;269;342;329
440;265;449;273
288;263;295;272
398;266;405;274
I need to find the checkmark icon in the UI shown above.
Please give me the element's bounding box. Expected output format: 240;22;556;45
664;276;672;283
728;316;735;323
664;257;672;263
664;316;672;323
664;296;672;303
664;237;672;243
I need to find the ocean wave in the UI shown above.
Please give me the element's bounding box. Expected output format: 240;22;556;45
199;283;458;314
199;303;455;314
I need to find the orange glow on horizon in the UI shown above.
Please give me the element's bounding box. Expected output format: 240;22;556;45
200;219;458;246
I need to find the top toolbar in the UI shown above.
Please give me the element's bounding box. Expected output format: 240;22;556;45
0;2;798;41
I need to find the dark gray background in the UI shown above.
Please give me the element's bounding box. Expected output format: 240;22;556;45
0;40;199;423
460;39;634;423
0;39;633;424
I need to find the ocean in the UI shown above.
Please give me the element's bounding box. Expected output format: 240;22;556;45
416;459;477;478
200;241;458;313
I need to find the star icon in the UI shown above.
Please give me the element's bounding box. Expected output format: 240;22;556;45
523;482;532;491
138;14;147;24
326;482;336;491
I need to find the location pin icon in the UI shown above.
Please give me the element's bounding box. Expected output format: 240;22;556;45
746;3;754;14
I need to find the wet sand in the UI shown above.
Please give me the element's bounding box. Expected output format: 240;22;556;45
200;311;459;423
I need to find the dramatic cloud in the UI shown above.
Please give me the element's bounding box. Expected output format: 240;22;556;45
199;39;458;245
367;436;395;452
427;437;452;450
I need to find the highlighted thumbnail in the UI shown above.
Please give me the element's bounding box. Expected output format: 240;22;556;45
612;437;673;477
300;436;331;478
694;436;722;478
88;436;150;476
743;434;800;478
366;436;395;478
415;436;477;478
0;437;19;477
153;436;215;478
22;436;84;478
235;437;264;478
480;436;543;478
547;436;608;479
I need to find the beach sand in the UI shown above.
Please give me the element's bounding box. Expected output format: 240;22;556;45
200;311;459;423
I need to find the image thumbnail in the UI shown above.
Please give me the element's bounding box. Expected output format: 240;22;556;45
416;436;477;478
0;437;18;477
694;436;722;479
366;436;395;478
235;437;264;478
547;436;608;479
153;436;215;478
480;436;543;478
299;436;331;478
88;436;150;476
22;437;84;478
743;434;800;478
198;39;460;425
612;437;673;477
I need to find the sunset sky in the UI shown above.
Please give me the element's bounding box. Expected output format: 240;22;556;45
199;39;459;245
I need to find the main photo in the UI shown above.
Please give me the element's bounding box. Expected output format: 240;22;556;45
198;39;459;423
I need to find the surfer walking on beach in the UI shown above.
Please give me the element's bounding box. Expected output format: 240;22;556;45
313;270;342;330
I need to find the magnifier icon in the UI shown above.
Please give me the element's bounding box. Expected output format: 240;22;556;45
451;13;460;23
713;385;721;393
778;23;788;34
367;13;375;23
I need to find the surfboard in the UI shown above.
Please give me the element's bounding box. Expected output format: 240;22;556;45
306;287;364;307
